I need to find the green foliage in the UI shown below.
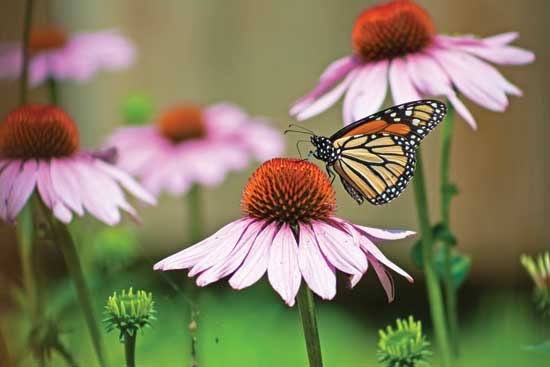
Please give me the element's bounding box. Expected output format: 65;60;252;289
377;316;431;367
121;93;155;125
435;249;471;290
521;252;550;316
90;226;141;273
103;288;156;342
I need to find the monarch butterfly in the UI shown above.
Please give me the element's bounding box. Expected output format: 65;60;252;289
305;100;446;205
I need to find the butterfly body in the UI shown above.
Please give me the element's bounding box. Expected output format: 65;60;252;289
309;100;447;205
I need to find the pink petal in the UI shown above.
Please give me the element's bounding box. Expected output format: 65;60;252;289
295;70;357;121
154;218;250;271
204;103;249;139
353;225;416;241
93;159;156;205
360;237;413;283
389;58;421;104
189;218;255;277
267;224;301;306
406;53;476;129
454;44;534;65
483;32;518;46
239;119;285;162
6;160;38;222
429;49;509;111
36;161;72;223
312;220;367;275
290;56;357;116
0;160;22;221
229;222;279;290
320;56;356;81
349;60;389;123
370;258;395;302
298;223;336;300
50;158;85;215
195;220;264;286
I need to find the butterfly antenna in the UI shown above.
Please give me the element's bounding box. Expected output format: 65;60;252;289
288;123;316;135
284;129;314;136
295;139;311;159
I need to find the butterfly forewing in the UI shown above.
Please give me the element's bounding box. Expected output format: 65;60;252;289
328;100;446;205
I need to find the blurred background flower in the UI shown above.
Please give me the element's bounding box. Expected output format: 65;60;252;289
0;27;135;86
106;102;284;197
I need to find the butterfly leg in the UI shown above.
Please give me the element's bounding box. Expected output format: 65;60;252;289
326;165;336;184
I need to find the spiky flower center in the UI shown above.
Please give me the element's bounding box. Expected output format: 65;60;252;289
156;105;206;143
352;0;435;62
241;158;336;225
0;105;79;159
28;26;68;54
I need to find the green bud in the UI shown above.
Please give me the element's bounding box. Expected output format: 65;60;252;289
103;288;156;341
521;252;550;316
377;316;431;367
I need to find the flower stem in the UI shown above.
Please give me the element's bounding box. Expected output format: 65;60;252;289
47;77;59;105
412;149;452;367
187;184;202;367
19;0;34;106
123;332;136;367
0;326;10;367
440;104;459;356
297;285;323;367
43;211;106;366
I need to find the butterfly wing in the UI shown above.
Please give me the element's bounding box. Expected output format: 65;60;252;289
330;99;447;141
330;100;446;205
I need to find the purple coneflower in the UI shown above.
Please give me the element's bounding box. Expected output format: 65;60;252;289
106;103;284;197
0;26;135;86
154;158;413;306
290;0;534;129
0;105;155;224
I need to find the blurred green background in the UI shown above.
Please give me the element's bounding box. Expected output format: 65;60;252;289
0;0;549;366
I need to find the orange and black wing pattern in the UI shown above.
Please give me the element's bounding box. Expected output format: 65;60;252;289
330;100;446;205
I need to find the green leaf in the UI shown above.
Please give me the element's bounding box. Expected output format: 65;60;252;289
432;223;457;246
443;183;459;198
435;249;471;289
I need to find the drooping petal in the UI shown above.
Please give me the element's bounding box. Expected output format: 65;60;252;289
312;220;367;275
154;218;251;271
50;158;85;215
370;257;395;302
93;159;156;205
298;223;336;300
406;53;477;129
36;160;72;223
229;222;279;290
429;48;509;111
353;224;416;242
359;236;413;283
6;160;38;222
195;220;264;286
349;60;389;123
295;70;357;121
267;224;301;306
290;56;357;116
0;160;22;221
389;58;421;104
189;218;255;277
483;32;519;46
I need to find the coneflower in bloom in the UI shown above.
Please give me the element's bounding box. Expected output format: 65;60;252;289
290;0;534;129
0;26;135;86
154;158;414;306
0;105;155;225
106;103;284;197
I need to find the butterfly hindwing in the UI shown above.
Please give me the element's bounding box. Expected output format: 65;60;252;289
332;134;416;205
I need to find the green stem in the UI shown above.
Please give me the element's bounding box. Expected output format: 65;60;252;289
187;184;202;367
440;104;459;356
123;332;136;367
0;326;10;367
17;201;38;323
413;150;452;367
19;0;34;106
297;285;323;367
43;212;106;366
47;77;59;105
